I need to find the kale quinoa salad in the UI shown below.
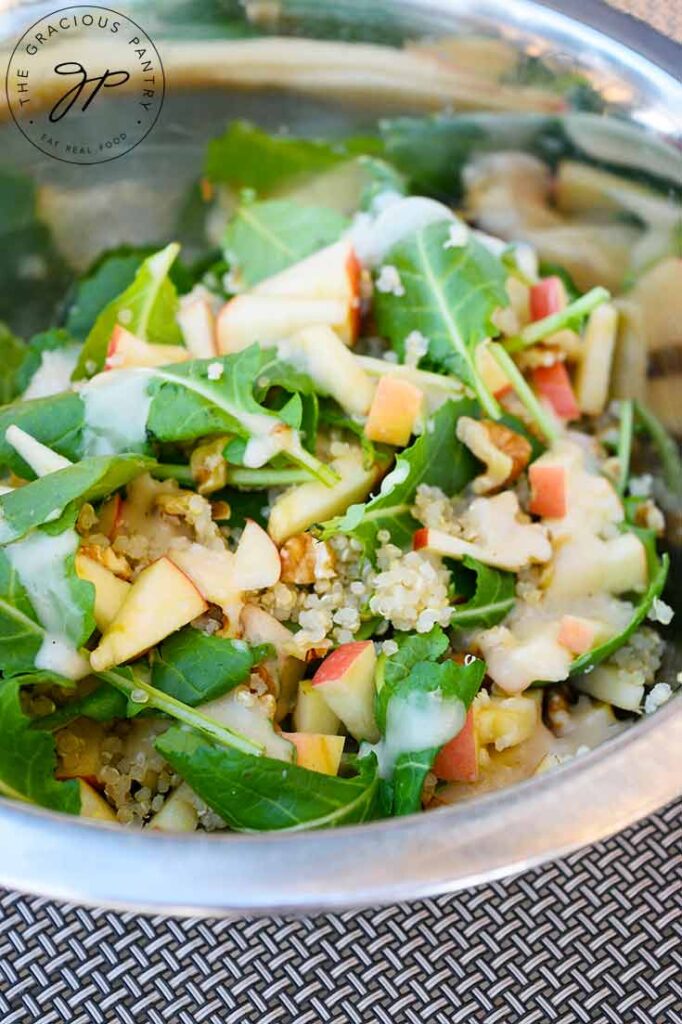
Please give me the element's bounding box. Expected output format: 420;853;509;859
0;118;679;833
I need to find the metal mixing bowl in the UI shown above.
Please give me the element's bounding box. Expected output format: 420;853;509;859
0;0;680;915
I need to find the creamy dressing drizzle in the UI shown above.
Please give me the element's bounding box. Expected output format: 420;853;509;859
5;527;90;679
362;689;466;779
22;347;81;401
80;369;153;456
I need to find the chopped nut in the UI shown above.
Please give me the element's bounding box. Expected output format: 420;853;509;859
634;499;665;536
456;416;531;494
190;436;230;495
76;503;98;534
280;534;335;585
211;500;231;522
79;543;133;580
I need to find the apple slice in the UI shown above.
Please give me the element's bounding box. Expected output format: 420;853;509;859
75;552;131;632
268;448;384;545
5;424;72;476
169;543;242;628
200;689;294;761
280;325;375;417
217;295;353;354
56;719;106;781
241;604;305;720
233;520;281;591
364;375;424;446
529;276;567;321
177;297;218;358
312;640;379;742
90;556;208;672
475;343;512;398
105;325;189;370
293;680;341;735
532;362;580;422
557;615;600;655
433;708;478;783
78;779;117;822
149;783;198;832
282;732;345;776
528;462;568;518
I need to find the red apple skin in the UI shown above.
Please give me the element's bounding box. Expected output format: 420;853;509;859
557;615;597;655
532;363;580;421
433;708;478;783
98;494;123;540
412;527;429;552
347;248;362;343
529;276;567;321
364;376;423;447
528;463;568;519
313;640;374;686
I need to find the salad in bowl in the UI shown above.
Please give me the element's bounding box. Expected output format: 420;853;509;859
0;119;678;833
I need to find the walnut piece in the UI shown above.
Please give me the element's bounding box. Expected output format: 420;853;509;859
456;416;531;494
280;534;335;585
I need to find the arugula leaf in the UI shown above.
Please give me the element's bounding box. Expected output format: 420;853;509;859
373;222;509;416
380;115;488;199
324;399;479;557
74;243;183;379
570;550;670;677
0;322;27;405
0;514;94;677
371;630;485;816
12;328;80;399
223;198;349;287
505;286;609;352
151;629;272;706
34;683;128;731
0;454;154;545
155;728;380;832
0;392;84;477
449;557;515;630
0;676;80;813
205;120;382;192
634;401;682;500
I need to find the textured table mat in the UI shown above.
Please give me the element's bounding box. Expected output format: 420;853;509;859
0;799;679;1023
1;3;681;1021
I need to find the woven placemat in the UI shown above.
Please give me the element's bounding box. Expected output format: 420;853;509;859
1;799;680;1023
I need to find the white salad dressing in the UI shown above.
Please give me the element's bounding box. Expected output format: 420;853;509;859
5;527;91;679
242;423;289;468
22;346;81;401
80;369;153;456
361;689;466;779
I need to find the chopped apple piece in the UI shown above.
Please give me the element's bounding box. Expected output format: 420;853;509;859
233;519;281;590
532;362;580;421
528;462;568;518
476;693;539;750
90;556;208;672
575;302;618;415
5;425;72;476
548;532;647;599
177;297;218;358
97;494;124;540
529;276;567;321
268;448;384;545
283;732;345;775
200;688;294;761
169;543;242;628
433;708;478;782
312;640;379;742
149;783;198;832
241;604;305;720
56;719;106;781
293;680;341;735
475;343;512;397
75;552;131;632
575;664;644;712
252;239;361;345
364;376;424;446
557;615;600;655
217;295;352;354
105;325;189;370
280;325;375;417
78;779;116;822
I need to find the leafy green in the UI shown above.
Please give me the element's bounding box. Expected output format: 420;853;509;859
570;550;670;677
506;286;609;351
74;243;183;379
372;628;485;816
152;629;272;706
0;676;80;813
205;120;382;193
634;401;682;499
0;454;154;545
0;514;95;677
380;115;488;199
222;198;348;287
0;322;27;405
373;222;509;416
0;391;84;477
12;328;80;398
323;399;479;557
34;683;128;731
155;728;380;832
449;557;515;630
